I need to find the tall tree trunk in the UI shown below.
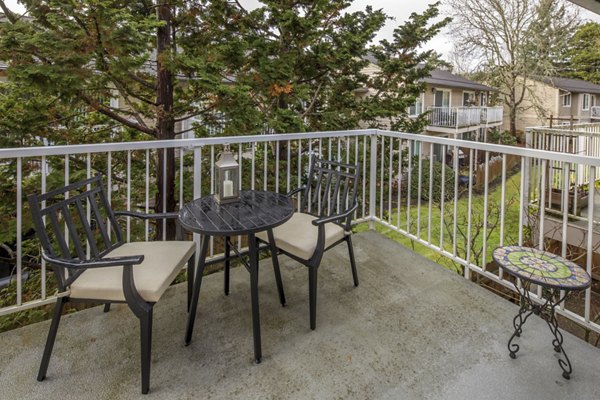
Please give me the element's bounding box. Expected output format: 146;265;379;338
155;1;176;239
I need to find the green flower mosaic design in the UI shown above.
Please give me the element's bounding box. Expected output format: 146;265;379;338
493;246;591;290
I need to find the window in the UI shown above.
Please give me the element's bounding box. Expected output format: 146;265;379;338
562;93;571;107
408;95;423;116
462;91;475;106
434;89;450;107
582;93;590;111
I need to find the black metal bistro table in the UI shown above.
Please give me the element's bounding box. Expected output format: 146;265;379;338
179;190;294;363
492;246;592;379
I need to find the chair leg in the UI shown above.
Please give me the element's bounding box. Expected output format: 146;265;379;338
308;266;318;330
347;236;359;287
140;307;153;395
187;257;194;312
103;303;111;313
38;298;66;381
267;229;286;307
224;236;231;296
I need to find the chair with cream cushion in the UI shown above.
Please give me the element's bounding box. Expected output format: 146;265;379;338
256;157;361;330
27;174;195;395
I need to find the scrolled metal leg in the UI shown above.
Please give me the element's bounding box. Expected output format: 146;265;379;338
140;307;153;394
543;292;573;380
507;280;534;359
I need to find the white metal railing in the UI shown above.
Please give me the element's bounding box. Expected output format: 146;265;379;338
426;106;482;129
1;129;600;338
481;106;504;125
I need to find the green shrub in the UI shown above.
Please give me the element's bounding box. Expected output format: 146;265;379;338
409;157;456;203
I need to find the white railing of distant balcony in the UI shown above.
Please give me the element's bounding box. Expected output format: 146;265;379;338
1;129;600;336
481;106;504;125
426;106;482;129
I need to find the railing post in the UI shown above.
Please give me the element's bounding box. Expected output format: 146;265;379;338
369;132;378;229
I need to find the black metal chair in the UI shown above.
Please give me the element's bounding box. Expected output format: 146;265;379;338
256;157;361;330
27;174;195;394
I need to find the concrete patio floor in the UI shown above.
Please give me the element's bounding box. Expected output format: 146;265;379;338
1;230;599;400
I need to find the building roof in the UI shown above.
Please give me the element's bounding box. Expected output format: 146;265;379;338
537;76;600;95
423;69;496;92
363;54;496;92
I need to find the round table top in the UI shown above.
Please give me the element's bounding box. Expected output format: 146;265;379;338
492;246;592;291
179;190;294;236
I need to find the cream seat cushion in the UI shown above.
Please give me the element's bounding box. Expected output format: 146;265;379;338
256;212;346;261
70;241;195;303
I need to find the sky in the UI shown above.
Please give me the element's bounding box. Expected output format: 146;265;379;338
3;0;600;62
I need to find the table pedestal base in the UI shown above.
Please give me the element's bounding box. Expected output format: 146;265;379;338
508;280;572;380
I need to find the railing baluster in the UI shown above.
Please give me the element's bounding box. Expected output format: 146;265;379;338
275;141;280;193
162;148;167;241
145;149;150;241
427;143;434;243
388;138;393;224
107;152;112;240
417;145;423;239
585;166;596;323
452;145;459;258
41;156;47;299
465;149;474;279
16;157;22;306
499;154;507;280
482;152;489;271
86;153;92;257
127;150;131;243
397;138;402;229
406;141;412;233
252;142;256;191
439;145;446;251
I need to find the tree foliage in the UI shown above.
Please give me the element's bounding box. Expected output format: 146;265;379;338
0;0;448;245
445;0;580;134
556;22;600;84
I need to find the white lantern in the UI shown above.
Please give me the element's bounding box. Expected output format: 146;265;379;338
214;144;240;204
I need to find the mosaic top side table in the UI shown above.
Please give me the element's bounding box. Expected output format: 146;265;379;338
493;246;592;380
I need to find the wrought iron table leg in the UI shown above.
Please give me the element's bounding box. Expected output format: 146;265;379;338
185;235;210;345
248;234;262;363
224;236;231;296
544;293;573;380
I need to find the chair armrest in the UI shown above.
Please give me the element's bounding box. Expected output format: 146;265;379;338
42;252;144;269
113;210;179;221
311;203;358;226
286;186;307;198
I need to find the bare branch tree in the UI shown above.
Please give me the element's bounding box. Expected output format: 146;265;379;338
445;0;580;134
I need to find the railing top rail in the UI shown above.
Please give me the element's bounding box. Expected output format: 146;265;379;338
2;127;600;166
378;129;600;166
527;126;600;136
0;129;377;159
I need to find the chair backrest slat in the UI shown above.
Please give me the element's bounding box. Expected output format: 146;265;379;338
301;157;361;227
27;174;124;291
61;203;87;261
48;210;71;259
89;194;113;251
74;197;99;258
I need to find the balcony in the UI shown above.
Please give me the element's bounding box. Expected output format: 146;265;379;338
1;230;600;399
0;129;599;397
425;106;503;135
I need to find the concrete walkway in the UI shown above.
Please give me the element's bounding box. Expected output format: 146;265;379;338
1;231;599;400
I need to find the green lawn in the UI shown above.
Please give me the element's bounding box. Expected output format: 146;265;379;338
356;171;523;274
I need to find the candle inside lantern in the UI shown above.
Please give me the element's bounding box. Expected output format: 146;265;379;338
223;171;234;197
